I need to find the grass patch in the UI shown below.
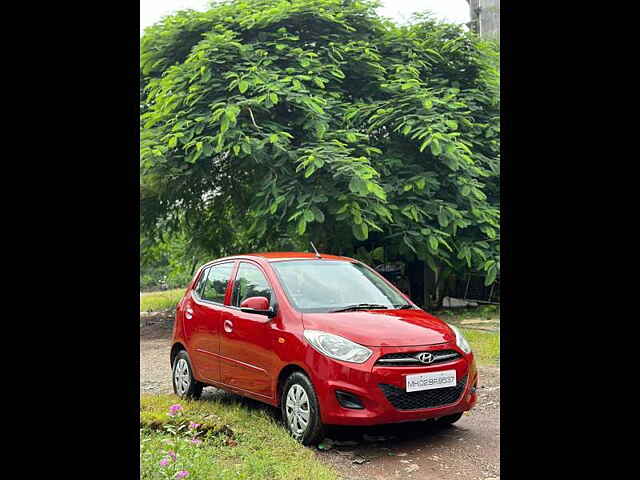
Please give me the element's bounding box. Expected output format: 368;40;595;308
140;394;338;480
460;328;500;366
141;289;185;312
428;305;500;366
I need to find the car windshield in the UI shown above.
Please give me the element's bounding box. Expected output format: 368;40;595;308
271;260;411;313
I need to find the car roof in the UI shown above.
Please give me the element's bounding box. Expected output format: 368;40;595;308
250;252;355;262
204;252;356;265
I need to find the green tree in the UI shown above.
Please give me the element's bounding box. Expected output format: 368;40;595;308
140;0;499;301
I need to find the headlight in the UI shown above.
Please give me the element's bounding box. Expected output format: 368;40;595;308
303;330;373;363
448;324;472;354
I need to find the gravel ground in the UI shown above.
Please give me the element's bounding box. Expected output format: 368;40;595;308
140;312;500;480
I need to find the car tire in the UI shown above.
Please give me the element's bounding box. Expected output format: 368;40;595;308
436;412;464;425
172;350;203;400
281;371;326;445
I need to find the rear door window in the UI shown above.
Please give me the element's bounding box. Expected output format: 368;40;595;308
200;263;234;304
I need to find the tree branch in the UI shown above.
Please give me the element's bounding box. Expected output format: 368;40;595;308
247;107;261;130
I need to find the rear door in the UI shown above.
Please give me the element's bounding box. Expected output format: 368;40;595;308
219;261;277;399
188;261;235;382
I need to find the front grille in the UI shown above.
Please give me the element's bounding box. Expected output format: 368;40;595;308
379;374;468;410
375;349;462;367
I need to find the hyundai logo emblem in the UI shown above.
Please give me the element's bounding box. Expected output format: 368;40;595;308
416;352;434;364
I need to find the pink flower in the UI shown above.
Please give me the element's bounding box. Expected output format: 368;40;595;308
191;439;203;445
159;457;171;467
168;404;183;416
188;422;200;430
167;450;177;460
175;471;189;479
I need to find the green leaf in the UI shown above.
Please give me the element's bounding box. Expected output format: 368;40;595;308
419;136;433;152
428;235;438;251
349;176;368;195
484;265;497;286
352;222;368;241
437;209;448;227
297;218;307;235
304;210;315;222
311;206;325;223
367;182;387;200
371;246;384;261
238;80;249;94
269;93;279;104
484;260;496;270
430;139;442;156
303;98;324;115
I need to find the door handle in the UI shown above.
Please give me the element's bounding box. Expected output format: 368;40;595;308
223;319;233;333
185;308;193;320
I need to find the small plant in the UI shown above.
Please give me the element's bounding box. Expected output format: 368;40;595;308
140;394;338;479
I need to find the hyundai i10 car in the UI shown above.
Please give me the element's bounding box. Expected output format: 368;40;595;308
171;252;478;445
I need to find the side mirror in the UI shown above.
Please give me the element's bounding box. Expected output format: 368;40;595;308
240;296;276;318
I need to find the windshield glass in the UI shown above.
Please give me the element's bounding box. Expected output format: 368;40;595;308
271;260;411;313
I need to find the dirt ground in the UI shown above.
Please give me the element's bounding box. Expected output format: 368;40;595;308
140;312;500;480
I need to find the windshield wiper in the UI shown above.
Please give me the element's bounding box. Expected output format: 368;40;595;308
329;303;390;313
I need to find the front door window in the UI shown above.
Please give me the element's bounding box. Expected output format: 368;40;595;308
231;263;272;307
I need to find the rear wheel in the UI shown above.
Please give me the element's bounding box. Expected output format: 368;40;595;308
172;351;203;399
281;372;325;445
436;412;464;425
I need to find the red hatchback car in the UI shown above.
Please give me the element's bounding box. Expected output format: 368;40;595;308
171;252;478;445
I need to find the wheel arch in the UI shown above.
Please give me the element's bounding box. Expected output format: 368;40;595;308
170;342;187;368
275;363;313;406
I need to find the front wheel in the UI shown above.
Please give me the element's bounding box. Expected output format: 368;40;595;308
172;350;203;399
281;372;326;445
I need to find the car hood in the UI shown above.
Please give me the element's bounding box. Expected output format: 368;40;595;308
301;309;455;347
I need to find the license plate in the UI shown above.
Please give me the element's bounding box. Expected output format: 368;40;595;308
406;370;457;392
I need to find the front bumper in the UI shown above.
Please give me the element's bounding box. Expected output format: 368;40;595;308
307;344;478;426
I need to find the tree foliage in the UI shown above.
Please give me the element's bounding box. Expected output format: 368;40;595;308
140;0;500;285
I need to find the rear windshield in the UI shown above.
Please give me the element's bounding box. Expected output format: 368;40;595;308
271;260;410;313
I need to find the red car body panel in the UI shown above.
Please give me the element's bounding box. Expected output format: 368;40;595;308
301;310;454;347
172;252;478;425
